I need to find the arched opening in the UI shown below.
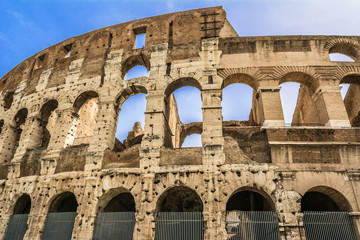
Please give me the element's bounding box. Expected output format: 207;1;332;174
4;194;31;240
221;74;258;126
42;192;78;240
302;192;340;212
329;42;359;62
2;91;14;111
222;83;254;123
279;72;321;126
65;91;99;147
179;123;202;148
5;108;28;162
340;74;360;126
13;194;31;214
301;187;357;240
121;55;150;80
38;100;58;148
93;190;136;240
164;78;202;148
225;188;280;240
114;94;146;151
155;186;204;239
226;190;274;212
279;82;301;126
113;86;147;154
125;65;149;80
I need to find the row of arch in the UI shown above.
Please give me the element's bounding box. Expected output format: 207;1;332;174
2;70;360;163
3;184;355;239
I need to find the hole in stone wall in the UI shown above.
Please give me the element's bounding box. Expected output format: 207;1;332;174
64;43;72;58
2;91;14;111
280;82;300;126
13;194;31;214
168;21;173;49
157;186;203;212
134;33;146;49
134;26;146;49
125;65;149;80
34;54;46;69
114;94;146;151
226;190;273;211
49;192;78;213
222;83;253;122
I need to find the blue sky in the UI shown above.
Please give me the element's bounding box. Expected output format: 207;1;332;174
1;0;359;146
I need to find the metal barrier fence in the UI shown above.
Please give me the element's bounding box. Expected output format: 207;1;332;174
303;211;357;240
3;214;28;240
92;212;135;240
155;212;204;240
226;211;281;240
41;212;77;240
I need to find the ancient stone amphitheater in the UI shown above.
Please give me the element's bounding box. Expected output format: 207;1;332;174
0;6;359;240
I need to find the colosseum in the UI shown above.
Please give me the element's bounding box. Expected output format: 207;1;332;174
0;6;359;240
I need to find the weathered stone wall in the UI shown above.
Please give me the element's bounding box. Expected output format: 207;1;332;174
0;6;360;240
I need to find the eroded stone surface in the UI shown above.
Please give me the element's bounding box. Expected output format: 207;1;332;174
0;6;360;240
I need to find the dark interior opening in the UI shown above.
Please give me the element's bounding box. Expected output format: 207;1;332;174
158;186;203;212
301;192;340;212
49;192;78;213
0;119;3;135
3;91;14;110
13;194;31;214
226;190;273;211
104;192;135;212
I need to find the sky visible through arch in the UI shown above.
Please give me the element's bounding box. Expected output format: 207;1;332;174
1;0;360;146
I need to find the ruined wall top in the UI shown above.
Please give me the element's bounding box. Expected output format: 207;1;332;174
0;6;234;94
2;6;360;96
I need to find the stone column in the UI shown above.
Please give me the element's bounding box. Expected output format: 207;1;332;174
133;173;156;240
0;124;18;164
140;91;167;169
257;86;285;127
85;98;118;171
313;86;351;127
350;212;360;239
24;194;49;240
72;177;98;240
201;85;224;167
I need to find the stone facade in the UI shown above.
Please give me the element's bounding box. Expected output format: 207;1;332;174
0;6;360;240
